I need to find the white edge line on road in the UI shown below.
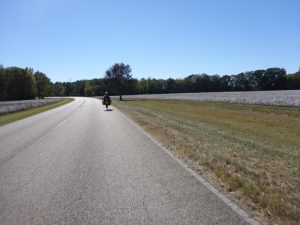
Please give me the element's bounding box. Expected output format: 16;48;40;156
115;106;260;225
56;120;66;128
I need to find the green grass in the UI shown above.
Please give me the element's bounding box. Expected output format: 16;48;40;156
114;99;300;225
0;98;74;126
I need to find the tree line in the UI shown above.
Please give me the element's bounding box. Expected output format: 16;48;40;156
137;68;300;94
0;65;52;100
1;64;299;101
54;66;300;97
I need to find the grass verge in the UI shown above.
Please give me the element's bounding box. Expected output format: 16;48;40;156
113;99;300;225
0;98;74;126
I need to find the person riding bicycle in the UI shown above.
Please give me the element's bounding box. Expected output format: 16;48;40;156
102;92;111;110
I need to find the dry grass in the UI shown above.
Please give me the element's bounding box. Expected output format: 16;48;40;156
114;99;300;225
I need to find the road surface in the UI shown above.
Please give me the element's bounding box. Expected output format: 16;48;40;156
0;97;259;225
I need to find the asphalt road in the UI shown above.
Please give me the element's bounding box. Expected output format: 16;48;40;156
0;97;259;225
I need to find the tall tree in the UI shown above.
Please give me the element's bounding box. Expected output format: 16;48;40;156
34;71;52;98
0;65;8;100
5;67;36;100
72;80;86;96
104;63;132;100
219;75;234;91
263;68;286;90
165;78;176;93
252;70;265;90
84;81;95;96
196;74;211;92
235;73;251;91
286;72;300;89
89;78;105;96
63;82;73;96
53;82;65;96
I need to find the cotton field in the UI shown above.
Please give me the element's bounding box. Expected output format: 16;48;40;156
0;98;61;115
122;90;300;107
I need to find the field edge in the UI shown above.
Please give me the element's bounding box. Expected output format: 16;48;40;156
0;98;74;126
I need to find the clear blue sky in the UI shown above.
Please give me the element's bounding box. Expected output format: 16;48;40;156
1;0;299;82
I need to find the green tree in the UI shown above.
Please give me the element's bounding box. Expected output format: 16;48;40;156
53;82;65;96
251;70;265;90
24;67;37;99
84;81;95;96
264;68;286;90
34;71;52;98
234;73;251;91
104;63;132;100
72;80;86;96
89;78;105;96
196;74;211;92
126;78;138;94
286;72;300;89
175;79;186;92
184;75;197;92
0;65;8;100
147;78;163;94
208;75;221;91
219;75;234;91
4;67;36;100
137;78;152;94
165;78;176;93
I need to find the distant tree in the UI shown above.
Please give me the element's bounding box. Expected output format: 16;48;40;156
175;79;186;93
252;70;265;90
196;74;210;92
137;78;148;94
34;71;52;98
53;82;65;96
4;67;36;100
24;68;37;99
71;80;86;96
84;81;95;96
220;75;234;91
183;75;196;92
0;65;8;100
147;78;164;94
263;68;287;90
286;72;300;89
126;78;138;94
235;73;251;91
89;78;105;96
165;78;176;93
207;75;221;91
62;82;73;96
104;63;132;100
